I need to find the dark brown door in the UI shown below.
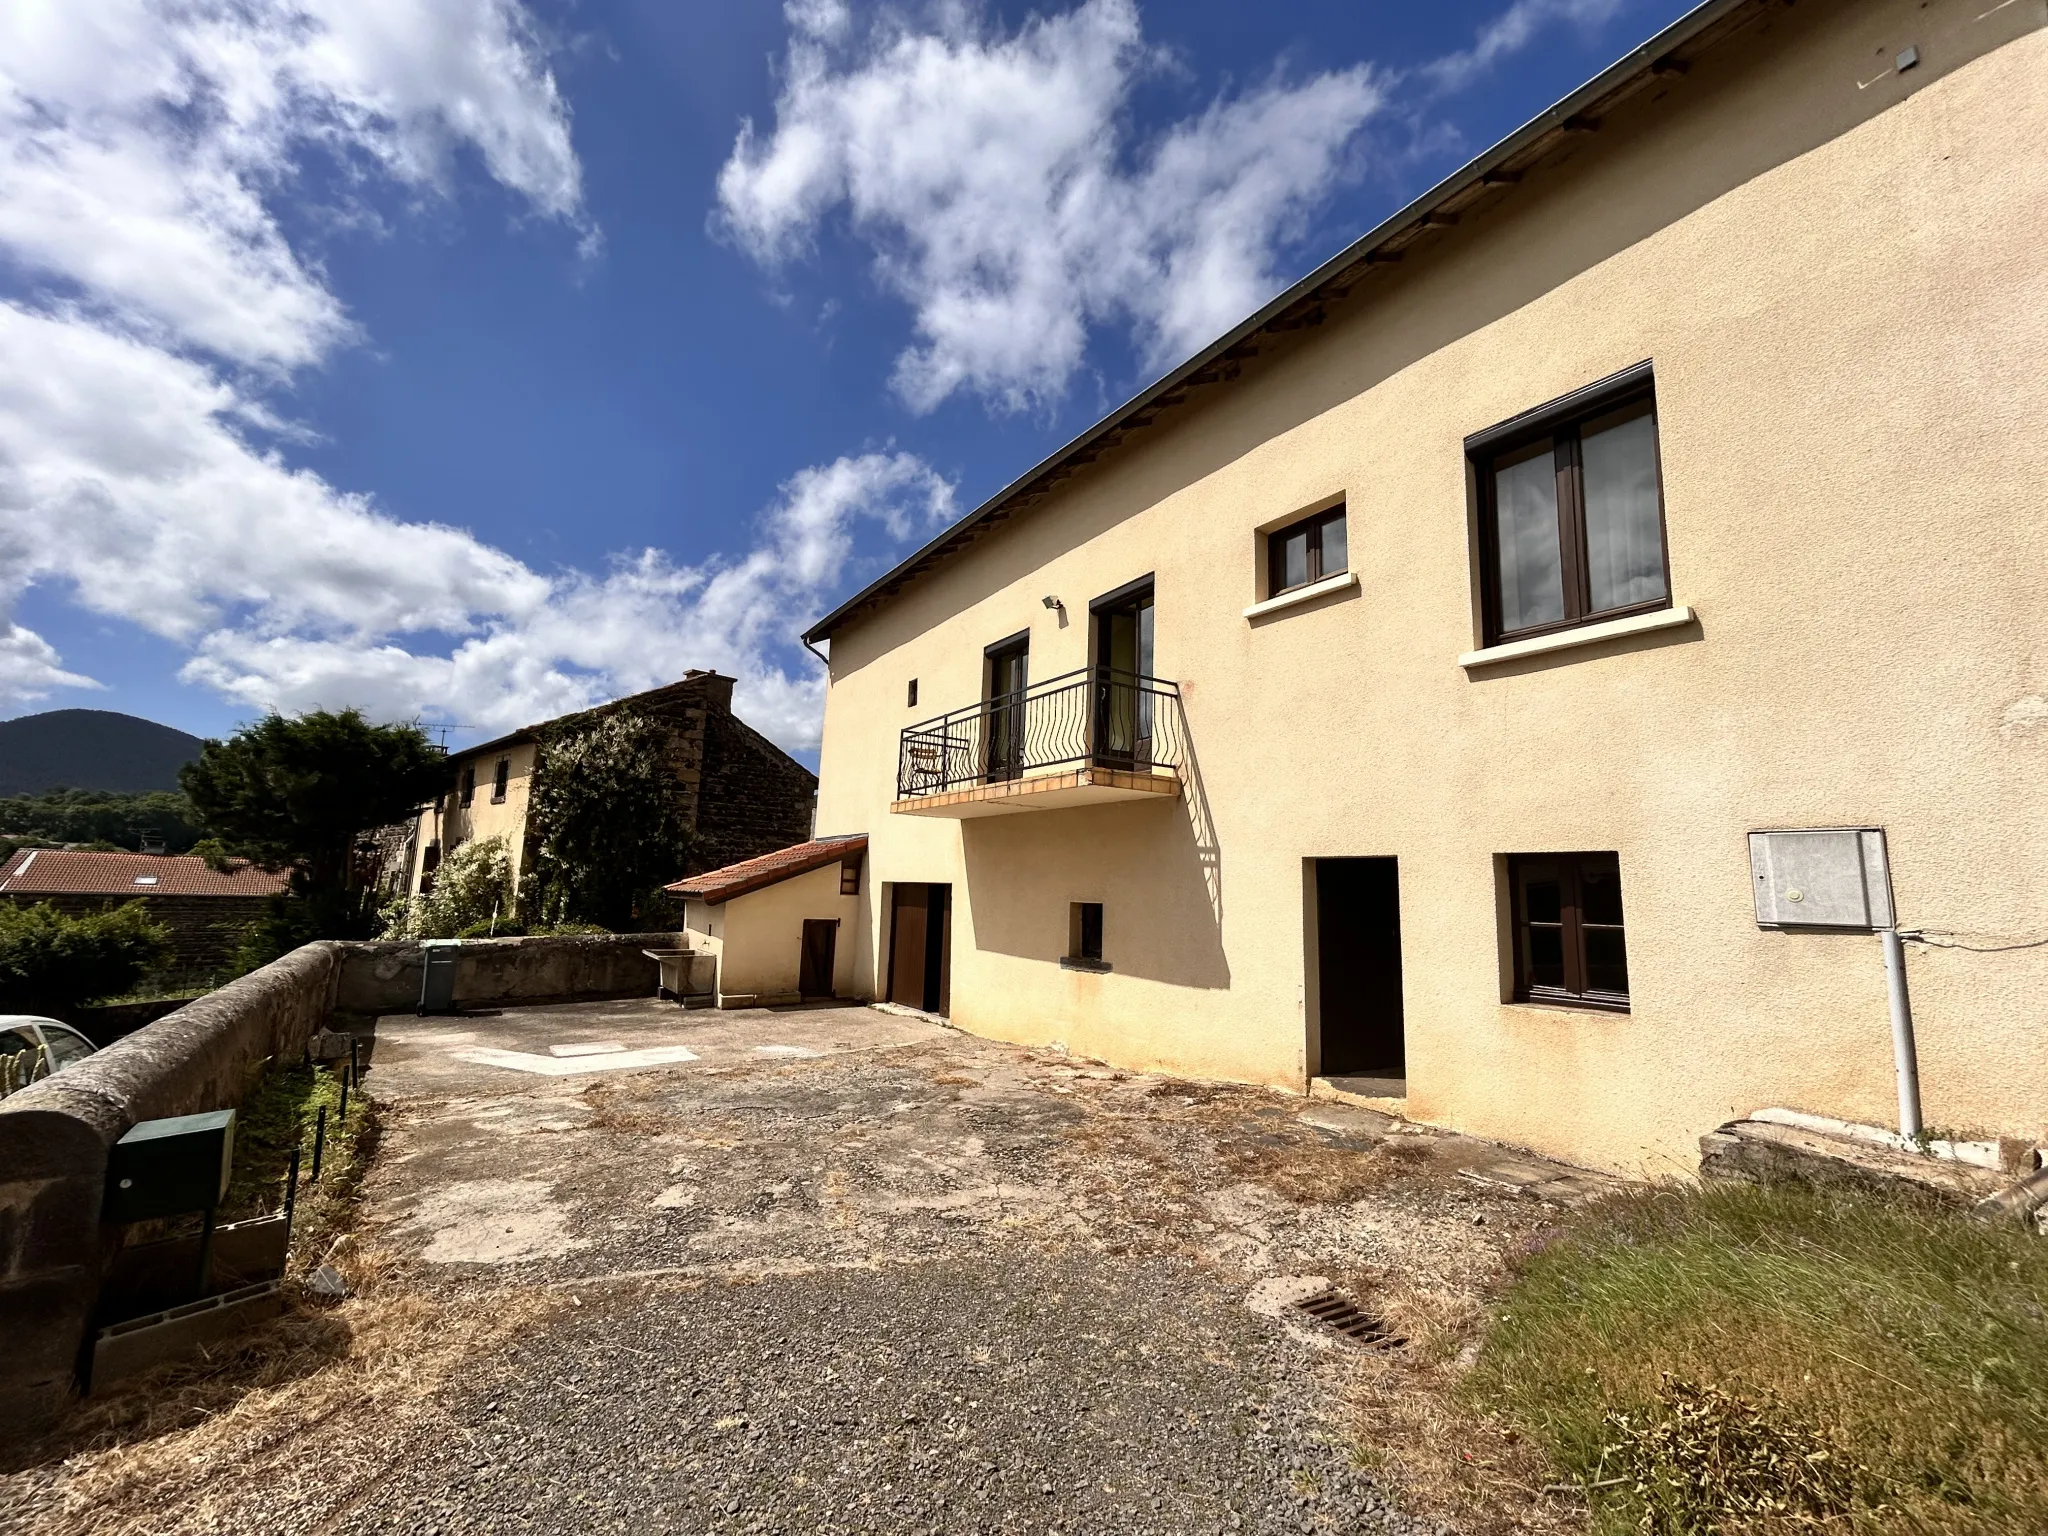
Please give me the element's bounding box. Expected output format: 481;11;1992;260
985;639;1029;782
888;885;928;1006
887;882;951;1014
799;919;838;998
1091;582;1154;769
1315;858;1405;1078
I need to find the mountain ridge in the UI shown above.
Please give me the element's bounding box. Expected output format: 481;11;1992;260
0;709;206;796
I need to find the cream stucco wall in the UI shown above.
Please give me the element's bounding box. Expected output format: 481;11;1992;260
810;0;2048;1175
408;742;539;899
686;864;860;1004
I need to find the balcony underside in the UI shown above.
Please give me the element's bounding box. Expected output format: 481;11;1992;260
890;764;1180;818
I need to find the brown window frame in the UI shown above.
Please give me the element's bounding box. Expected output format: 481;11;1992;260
1265;504;1347;599
490;758;510;804
1507;852;1630;1012
1470;363;1671;647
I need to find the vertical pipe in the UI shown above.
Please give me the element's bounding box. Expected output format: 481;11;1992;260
1882;926;1923;1140
311;1105;327;1182
195;1203;217;1297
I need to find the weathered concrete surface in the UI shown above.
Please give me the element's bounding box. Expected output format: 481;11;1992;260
53;997;1616;1533
1699;1118;2009;1203
333;932;680;1017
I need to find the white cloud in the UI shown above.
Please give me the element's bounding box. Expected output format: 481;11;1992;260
176;452;954;748
0;0;954;748
0;0;588;370
1422;0;1630;94
0;621;100;710
717;0;1386;413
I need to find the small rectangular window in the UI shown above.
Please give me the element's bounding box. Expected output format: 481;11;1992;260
840;857;861;895
459;765;475;806
491;758;510;803
1265;505;1347;598
1062;901;1108;970
907;678;918;708
1473;370;1669;645
1507;853;1629;1009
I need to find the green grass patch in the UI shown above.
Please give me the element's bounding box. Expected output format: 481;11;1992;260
221;1056;373;1232
1467;1181;2048;1534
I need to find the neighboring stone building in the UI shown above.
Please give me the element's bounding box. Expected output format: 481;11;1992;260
0;848;288;971
399;672;817;909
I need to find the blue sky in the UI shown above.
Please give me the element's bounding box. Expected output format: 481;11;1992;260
0;0;1693;759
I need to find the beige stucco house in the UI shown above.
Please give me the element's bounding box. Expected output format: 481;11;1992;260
768;0;2048;1176
668;835;867;1007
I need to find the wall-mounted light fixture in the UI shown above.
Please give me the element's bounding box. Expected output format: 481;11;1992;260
1041;595;1063;614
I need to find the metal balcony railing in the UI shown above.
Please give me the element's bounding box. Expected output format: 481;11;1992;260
896;667;1186;801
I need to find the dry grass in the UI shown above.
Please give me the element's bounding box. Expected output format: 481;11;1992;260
582;1074;682;1135
1342;1261;1580;1536
7;1243;565;1536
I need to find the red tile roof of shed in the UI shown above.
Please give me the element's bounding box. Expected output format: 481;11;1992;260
0;848;290;898
664;835;865;905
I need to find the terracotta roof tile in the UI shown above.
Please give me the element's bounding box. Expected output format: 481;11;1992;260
0;848;290;898
664;835;865;905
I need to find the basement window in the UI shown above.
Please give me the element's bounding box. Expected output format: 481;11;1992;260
1062;902;1109;972
1507;852;1629;1010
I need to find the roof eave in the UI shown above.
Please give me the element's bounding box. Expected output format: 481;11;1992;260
801;0;1754;648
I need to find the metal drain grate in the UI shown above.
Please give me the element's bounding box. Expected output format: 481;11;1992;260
1289;1288;1404;1350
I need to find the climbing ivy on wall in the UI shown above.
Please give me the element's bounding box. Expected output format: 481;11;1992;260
520;713;694;931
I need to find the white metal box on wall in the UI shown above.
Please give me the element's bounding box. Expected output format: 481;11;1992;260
1748;828;1894;930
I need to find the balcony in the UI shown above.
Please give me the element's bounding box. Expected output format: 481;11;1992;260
891;667;1186;818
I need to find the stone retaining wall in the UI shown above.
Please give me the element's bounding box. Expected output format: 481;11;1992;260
0;932;677;1433
333;932;677;1018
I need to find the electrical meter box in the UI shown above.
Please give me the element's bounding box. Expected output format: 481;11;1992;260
103;1109;235;1224
418;938;460;1014
1748;828;1893;930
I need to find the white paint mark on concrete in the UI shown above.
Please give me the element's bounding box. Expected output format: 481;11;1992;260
453;1044;700;1077
410;1178;590;1265
551;1041;627;1057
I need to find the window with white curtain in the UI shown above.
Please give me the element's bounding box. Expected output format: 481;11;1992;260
1471;368;1670;645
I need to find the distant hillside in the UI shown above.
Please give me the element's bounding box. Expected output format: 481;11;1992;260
0;709;205;795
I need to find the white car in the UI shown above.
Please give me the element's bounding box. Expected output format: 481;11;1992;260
0;1015;97;1095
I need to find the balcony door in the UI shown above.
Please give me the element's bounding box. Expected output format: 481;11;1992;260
1091;579;1154;770
984;634;1029;783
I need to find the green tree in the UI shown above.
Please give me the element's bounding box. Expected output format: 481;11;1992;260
0;789;204;852
181;710;447;937
523;714;693;930
0;901;171;1017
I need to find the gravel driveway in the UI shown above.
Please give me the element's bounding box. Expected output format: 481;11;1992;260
11;999;1610;1535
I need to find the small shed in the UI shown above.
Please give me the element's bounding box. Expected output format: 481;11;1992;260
0;849;289;971
664;835;865;1007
